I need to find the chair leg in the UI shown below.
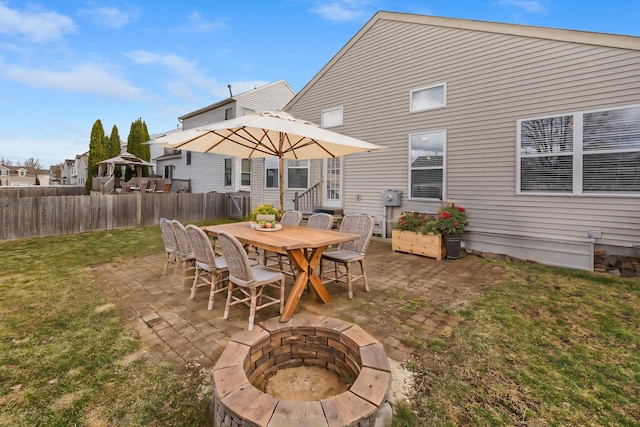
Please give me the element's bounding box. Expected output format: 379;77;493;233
346;262;353;299
223;283;233;320
207;271;219;311
279;277;285;314
360;259;370;292
248;288;258;331
190;268;200;299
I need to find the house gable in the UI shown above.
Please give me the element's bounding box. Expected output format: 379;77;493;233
285;11;640;270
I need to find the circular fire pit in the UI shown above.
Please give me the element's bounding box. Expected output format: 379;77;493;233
212;314;392;427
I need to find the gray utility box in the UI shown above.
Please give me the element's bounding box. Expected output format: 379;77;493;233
382;189;402;207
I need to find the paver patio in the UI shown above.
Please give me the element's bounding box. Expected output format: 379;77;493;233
91;237;506;370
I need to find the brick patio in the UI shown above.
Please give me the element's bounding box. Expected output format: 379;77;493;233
91;237;506;369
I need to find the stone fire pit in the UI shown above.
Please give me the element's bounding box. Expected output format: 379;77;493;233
212;314;392;427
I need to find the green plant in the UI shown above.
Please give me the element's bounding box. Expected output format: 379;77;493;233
396;211;439;235
436;200;468;235
250;204;280;222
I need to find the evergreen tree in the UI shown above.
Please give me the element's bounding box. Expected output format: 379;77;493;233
108;125;121;158
86;119;108;194
126;118;151;177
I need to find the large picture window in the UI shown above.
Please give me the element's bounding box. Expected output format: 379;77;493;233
518;105;640;194
409;130;445;200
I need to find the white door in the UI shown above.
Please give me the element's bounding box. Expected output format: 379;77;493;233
322;157;342;209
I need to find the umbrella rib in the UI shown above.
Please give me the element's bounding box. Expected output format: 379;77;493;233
204;128;277;157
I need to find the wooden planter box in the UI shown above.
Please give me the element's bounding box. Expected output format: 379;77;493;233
392;230;446;260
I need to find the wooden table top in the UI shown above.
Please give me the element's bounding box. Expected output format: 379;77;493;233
203;222;359;252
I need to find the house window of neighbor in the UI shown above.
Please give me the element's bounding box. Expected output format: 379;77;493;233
225;107;234;120
19;169;26;177
164;165;173;179
409;130;445;200
410;83;446;112
518;105;640;194
241;159;251;186
287;159;309;189
224;158;232;186
321;107;343;128
186;151;191;165
265;157;278;188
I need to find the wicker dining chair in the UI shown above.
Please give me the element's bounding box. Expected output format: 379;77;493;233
160;218;179;276
320;214;374;299
186;225;229;310
217;231;285;331
307;212;334;230
171;220;196;278
263;210;303;274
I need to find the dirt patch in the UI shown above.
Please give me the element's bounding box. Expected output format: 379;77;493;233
262;365;349;401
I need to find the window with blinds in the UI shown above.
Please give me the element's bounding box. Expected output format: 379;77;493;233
518;105;640;194
410;83;446;112
409;130;445;200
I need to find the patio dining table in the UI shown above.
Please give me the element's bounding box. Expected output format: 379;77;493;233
202;222;359;322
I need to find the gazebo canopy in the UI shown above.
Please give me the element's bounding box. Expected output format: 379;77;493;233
96;152;154;177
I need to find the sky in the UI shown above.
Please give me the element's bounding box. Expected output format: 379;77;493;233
0;0;638;168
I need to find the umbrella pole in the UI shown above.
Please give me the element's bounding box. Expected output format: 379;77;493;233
278;155;284;215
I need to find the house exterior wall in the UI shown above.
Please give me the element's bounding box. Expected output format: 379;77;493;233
285;12;640;270
155;80;295;194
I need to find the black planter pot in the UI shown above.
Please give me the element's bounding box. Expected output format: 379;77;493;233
443;233;462;259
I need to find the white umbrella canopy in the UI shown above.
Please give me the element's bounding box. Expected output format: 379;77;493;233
153;111;384;213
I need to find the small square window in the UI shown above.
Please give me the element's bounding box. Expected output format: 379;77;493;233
410;84;446;112
321;107;343;128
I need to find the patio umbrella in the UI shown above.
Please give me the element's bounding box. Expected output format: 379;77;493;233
153;111;384;213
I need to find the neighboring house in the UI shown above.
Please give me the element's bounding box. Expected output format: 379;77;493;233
276;11;640;271
61;159;74;185
153;80;295;194
0;165;38;186
0;165;8;186
36;169;50;186
49;165;61;185
71;152;88;186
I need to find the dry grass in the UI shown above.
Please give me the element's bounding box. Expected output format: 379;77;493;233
404;262;640;426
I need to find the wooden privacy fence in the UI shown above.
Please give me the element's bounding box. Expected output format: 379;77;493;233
0;192;251;241
0;186;85;198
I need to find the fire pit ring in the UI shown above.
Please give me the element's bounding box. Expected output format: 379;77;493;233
212;314;392;426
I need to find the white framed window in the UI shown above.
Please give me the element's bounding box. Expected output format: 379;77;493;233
0;169;7;176
241;159;251;186
224;158;232;186
265;158;278;188
18;169;26;177
321;107;343;128
409;130;445;200
286;160;309;189
410;83;446;112
518;104;640;194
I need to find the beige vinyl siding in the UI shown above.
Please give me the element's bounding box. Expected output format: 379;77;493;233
287;13;640;261
236;80;295;113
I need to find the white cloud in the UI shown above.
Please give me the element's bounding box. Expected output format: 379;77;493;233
126;50;269;102
0;58;144;99
0;2;76;42
309;0;372;22
498;0;546;14
171;11;228;32
126;50;225;98
78;5;140;29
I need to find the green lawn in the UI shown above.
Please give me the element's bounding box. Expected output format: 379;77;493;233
1;225;638;426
